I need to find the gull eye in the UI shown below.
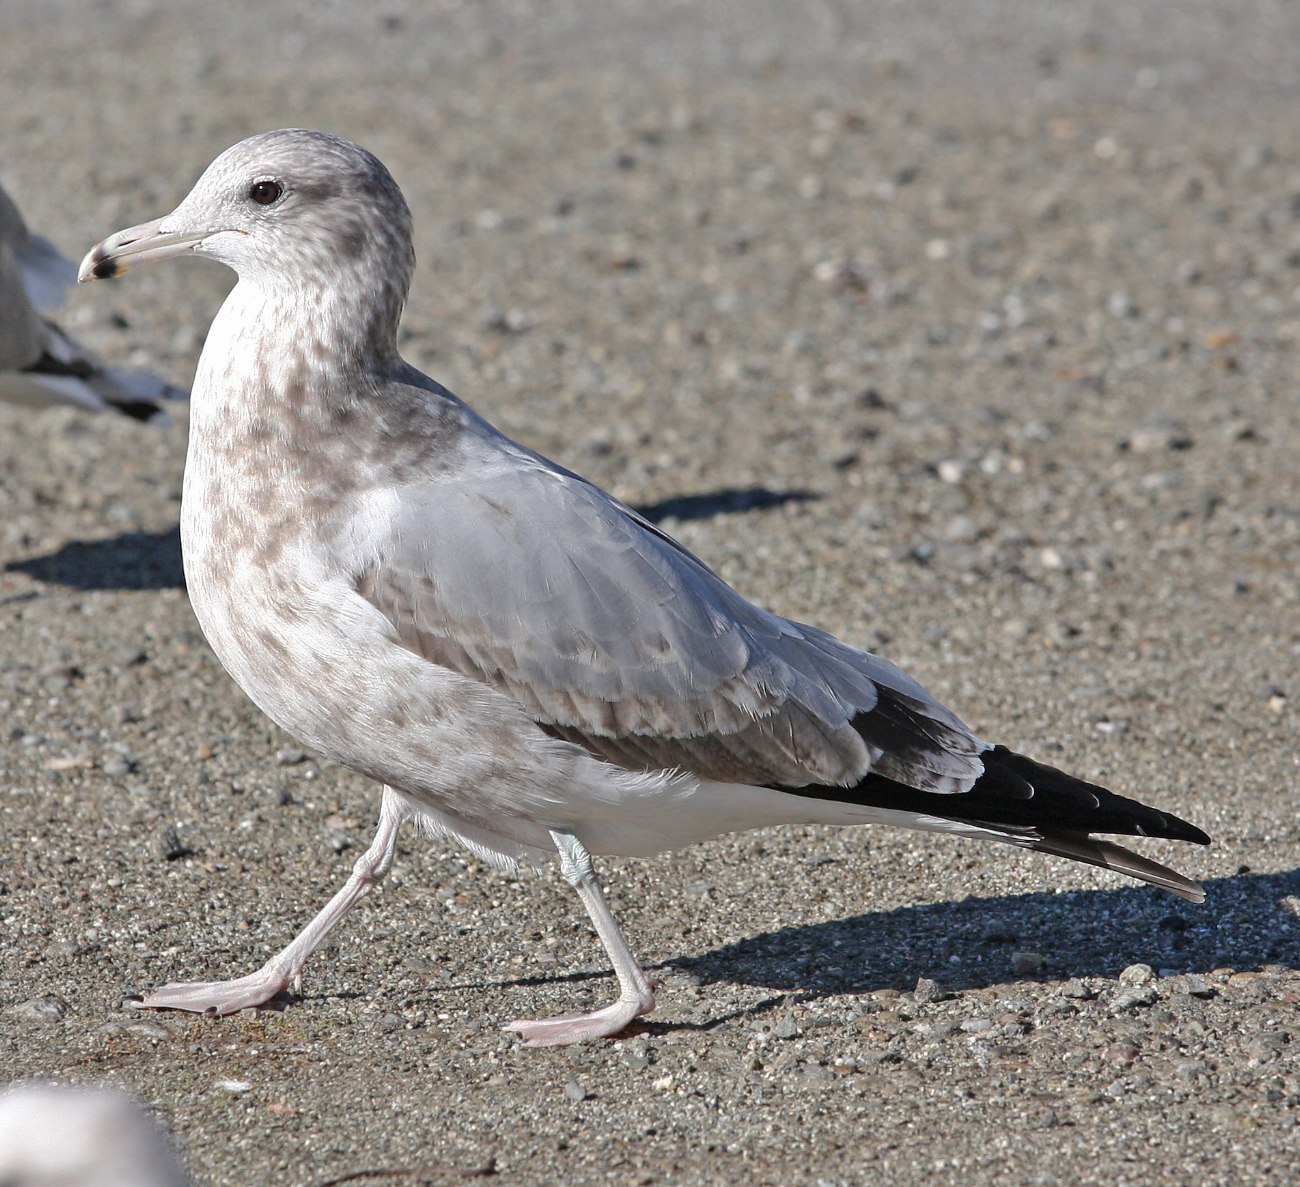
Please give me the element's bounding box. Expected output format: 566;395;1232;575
248;180;282;206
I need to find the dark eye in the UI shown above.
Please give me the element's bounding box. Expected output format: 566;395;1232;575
248;181;281;205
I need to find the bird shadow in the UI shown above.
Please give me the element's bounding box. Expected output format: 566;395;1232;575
633;487;819;525
419;869;1298;1030
668;867;1300;1002
6;526;185;591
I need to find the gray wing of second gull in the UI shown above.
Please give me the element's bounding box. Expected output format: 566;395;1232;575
0;191;46;371
354;389;985;794
0;182;77;312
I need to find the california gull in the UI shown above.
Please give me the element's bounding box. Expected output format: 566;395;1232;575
1;181;185;421
0;1083;189;1187
80;130;1210;1046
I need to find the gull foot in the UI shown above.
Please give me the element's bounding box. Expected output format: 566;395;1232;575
503;990;655;1047
140;966;292;1016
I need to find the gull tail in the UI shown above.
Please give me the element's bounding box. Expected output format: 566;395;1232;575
780;745;1210;902
1029;830;1206;904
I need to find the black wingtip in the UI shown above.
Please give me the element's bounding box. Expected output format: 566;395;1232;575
978;746;1211;846
776;744;1211;849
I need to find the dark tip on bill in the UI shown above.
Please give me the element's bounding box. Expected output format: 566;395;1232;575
92;257;119;280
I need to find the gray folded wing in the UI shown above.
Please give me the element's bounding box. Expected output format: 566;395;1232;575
0;210;45;371
0;182;78;313
356;451;985;793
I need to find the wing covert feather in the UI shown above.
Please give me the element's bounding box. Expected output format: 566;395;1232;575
356;458;983;790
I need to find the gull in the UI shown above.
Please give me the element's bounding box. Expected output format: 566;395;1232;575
0;1084;189;1187
0;181;185;421
80;130;1210;1046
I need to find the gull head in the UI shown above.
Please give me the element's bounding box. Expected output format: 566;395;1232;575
78;129;414;294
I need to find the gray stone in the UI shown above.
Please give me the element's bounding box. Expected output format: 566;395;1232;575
149;823;187;861
4;997;66;1022
1244;1034;1287;1064
624;1047;651;1071
325;830;355;854
926;1022;962;1039
1119;963;1156;986
1111;986;1158;1012
275;747;306;765
563;1080;589;1103
914;977;942;1004
1104;1041;1140;1063
773;1015;800;1039
126;1020;173;1039
100;1019;172;1040
981;919;1019;943
1011;951;1045;975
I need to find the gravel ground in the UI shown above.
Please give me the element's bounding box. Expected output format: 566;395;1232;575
2;2;1300;1184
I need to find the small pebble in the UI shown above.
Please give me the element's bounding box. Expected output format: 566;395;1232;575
624;1047;651;1071
563;1081;589;1103
1060;978;1095;1000
3;997;66;1022
325;830;355;854
1176;1059;1210;1078
216;1079;252;1093
276;748;306;765
1183;975;1216;999
1104;1042;1140;1064
1111;987;1158;1012
1119;963;1155;986
982;919;1019;943
961;1018;994;1034
1244;1035;1286;1063
925;1022;962;1039
1011;951;1045;975
914;977;942;1004
126;1020;172;1040
102;756;132;778
773;1016;800;1039
150;824;188;862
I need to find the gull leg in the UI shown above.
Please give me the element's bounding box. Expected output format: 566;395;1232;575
141;786;408;1015
504;829;656;1047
